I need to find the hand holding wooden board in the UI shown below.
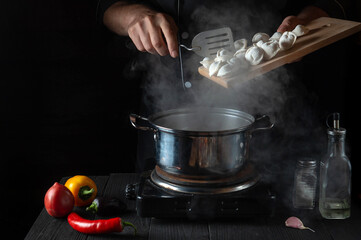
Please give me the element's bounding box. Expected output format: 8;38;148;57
198;17;361;88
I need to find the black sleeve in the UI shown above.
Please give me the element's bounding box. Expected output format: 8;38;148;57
312;0;350;19
281;0;315;17
96;0;124;25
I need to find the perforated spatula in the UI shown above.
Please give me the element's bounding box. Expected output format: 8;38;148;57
180;27;234;57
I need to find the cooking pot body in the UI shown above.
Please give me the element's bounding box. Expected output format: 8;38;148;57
130;108;273;180
155;129;250;178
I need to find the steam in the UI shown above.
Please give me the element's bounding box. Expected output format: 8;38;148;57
130;1;328;209
189;1;282;39
136;1;287;113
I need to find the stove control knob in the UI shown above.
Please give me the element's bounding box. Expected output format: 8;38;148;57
125;183;136;200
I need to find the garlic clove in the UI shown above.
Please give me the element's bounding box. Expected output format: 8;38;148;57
292;24;309;37
234;38;248;51
200;57;214;69
252;32;270;43
285;217;315;232
245;46;264;65
279;31;297;50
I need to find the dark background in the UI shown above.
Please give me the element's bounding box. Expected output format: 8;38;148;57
0;0;141;237
0;1;360;239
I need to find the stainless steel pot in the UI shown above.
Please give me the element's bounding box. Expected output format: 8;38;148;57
130;107;274;180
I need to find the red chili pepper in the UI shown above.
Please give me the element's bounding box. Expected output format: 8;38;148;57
67;212;136;235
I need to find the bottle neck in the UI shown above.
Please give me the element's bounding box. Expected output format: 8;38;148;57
327;134;346;156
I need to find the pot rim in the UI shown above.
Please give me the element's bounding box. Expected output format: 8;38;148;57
148;107;255;136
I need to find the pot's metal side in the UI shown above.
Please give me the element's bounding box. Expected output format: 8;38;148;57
129;108;274;182
155;130;250;178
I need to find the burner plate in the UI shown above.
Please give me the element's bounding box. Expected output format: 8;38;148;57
152;163;259;194
126;171;276;219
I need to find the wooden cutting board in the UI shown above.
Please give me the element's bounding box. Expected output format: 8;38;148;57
198;17;361;88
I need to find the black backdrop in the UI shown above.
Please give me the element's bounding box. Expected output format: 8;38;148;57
1;1;360;238
1;0;141;237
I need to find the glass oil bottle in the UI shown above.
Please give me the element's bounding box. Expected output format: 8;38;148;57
319;113;351;219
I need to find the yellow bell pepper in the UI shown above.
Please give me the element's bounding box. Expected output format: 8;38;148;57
65;175;98;207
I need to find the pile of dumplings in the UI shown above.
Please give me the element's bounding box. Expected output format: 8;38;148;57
200;24;309;78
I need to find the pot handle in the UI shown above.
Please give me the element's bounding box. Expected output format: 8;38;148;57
129;114;157;132
250;114;275;133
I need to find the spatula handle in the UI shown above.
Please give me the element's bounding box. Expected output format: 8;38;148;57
179;44;200;52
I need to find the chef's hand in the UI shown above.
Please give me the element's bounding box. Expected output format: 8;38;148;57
104;2;179;58
276;16;305;63
276;6;329;63
277;6;328;33
277;15;304;33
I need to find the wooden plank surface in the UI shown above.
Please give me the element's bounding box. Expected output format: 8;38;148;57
263;216;333;240
198;17;361;88
87;173;150;240
322;203;361;240
25;173;361;240
209;218;272;240
149;218;209;240
207;213;335;240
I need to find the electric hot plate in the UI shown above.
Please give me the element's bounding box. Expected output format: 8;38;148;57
125;165;276;219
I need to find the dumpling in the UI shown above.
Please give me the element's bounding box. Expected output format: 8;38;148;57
252;33;270;43
200;57;214;69
245;46;264;65
217;57;248;78
279;31;297;50
234;38;248;51
209;61;225;77
234;48;247;60
292;25;309;37
269;32;282;41
214;49;233;62
230;56;249;70
217;63;235;78
260;41;280;60
255;40;265;48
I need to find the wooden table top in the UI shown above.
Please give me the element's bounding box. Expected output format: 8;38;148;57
25;173;361;240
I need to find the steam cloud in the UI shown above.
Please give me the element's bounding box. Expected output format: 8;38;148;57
137;1;287;113
130;1;329;209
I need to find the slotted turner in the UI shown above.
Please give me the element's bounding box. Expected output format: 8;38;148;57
180;27;234;57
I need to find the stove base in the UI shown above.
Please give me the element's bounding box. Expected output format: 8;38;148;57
126;171;277;219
